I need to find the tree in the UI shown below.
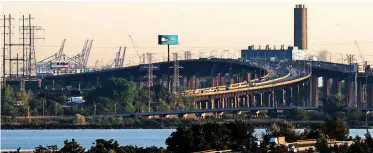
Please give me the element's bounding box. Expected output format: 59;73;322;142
123;102;136;113
263;121;301;143
322;117;349;141
284;108;309;121
320;94;345;116
60;139;85;153
224;121;257;151
303;124;323;139
315;133;333;153
166;121;257;153
89;139;121;153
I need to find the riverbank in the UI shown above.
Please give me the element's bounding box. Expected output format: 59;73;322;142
1;120;327;129
3;121;372;130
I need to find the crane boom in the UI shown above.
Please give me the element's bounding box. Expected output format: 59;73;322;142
57;39;66;60
354;40;364;62
80;40;89;67
84;40;93;67
115;47;122;67
121;46;126;67
128;35;142;64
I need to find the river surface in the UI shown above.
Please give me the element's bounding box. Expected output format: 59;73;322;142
1;129;372;151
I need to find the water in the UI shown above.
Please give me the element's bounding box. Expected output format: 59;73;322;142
1;129;372;151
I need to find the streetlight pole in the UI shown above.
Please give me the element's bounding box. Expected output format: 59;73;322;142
326;51;332;62
337;53;344;64
366;111;370;127
27;106;30;123
114;103;118;114
94;101;96;116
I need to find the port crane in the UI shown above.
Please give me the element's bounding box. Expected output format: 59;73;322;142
57;39;66;61
128;35;144;64
79;39;93;68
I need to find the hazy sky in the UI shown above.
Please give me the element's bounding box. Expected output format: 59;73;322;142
2;1;373;67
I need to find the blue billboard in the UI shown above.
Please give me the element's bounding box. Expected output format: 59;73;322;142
158;35;179;45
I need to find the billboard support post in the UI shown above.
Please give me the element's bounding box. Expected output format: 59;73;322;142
168;44;170;62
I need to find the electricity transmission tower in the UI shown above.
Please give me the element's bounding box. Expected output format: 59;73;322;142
346;54;357;107
146;53;155;88
1;14;43;87
170;53;183;94
145;53;156;112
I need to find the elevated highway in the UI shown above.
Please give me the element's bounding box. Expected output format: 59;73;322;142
37;58;373;116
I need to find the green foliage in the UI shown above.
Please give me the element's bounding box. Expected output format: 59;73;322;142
320;94;345;116
166;121;257;153
284;108;309;121
303;124;323;139
59;139;85;153
322;117;349;141
315;133;332;153
263;121;301;143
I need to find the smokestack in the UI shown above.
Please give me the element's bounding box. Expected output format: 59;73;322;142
294;4;307;50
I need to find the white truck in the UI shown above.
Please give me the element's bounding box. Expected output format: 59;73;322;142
66;96;85;104
270;57;277;63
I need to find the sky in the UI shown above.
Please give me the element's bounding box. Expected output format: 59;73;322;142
1;0;373;67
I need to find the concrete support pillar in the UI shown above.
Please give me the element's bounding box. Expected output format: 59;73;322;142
235;97;238;108
331;78;341;96
337;80;342;94
199;101;202;110
300;83;307;106
282;89;286;106
344;79;353;106
211;98;215;109
247;95;250;107
205;101;209;109
222;98;225;109
260;93;263;107
263;92;268;107
368;83;373;108
357;81;364;108
309;75;319;106
323;76;331;97
291;85;299;106
253;95;257;107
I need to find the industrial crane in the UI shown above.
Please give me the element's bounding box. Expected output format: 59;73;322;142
111;46;127;68
128;35;143;64
78;39;93;68
114;47;122;67
120;46;126;67
84;40;93;68
57;39;66;61
80;40;89;68
354;40;364;63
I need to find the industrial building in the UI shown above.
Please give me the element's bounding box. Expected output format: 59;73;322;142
240;45;298;61
294;4;308;50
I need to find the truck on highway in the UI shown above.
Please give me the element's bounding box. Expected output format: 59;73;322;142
270;57;277;63
66;96;85;105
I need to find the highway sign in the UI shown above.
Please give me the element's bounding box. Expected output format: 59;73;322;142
139;64;160;71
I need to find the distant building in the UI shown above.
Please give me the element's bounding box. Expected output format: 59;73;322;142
294;4;308;50
241;45;295;61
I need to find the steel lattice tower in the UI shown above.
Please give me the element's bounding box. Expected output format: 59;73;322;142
171;53;183;94
146;53;154;88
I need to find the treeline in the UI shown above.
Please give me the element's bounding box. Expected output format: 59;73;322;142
14;118;373;153
1;77;195;117
33;139;166;153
